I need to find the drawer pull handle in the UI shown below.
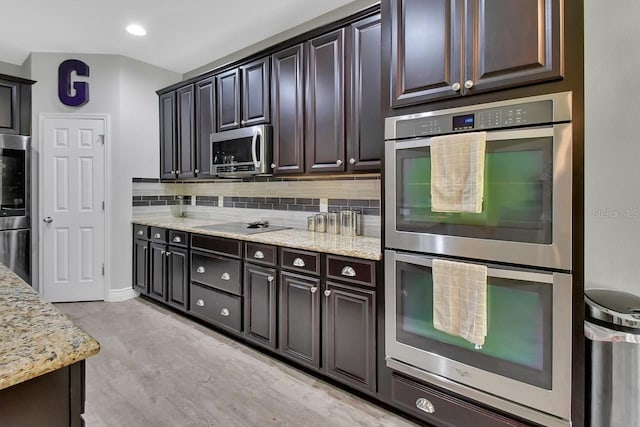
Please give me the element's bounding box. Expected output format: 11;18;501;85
173;236;182;243
220;308;230;317
196;299;205;307
253;250;265;259
293;257;306;267
154;233;161;239
221;272;231;281
310;286;318;294
137;230;144;236
416;398;435;414
341;266;356;277
324;290;331;297
267;275;274;283
196;266;205;274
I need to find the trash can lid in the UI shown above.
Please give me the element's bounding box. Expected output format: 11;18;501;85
585;289;640;330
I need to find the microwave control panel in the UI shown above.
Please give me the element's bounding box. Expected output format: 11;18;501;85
393;99;554;139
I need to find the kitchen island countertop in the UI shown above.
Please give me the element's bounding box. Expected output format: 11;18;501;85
132;217;382;261
0;264;100;390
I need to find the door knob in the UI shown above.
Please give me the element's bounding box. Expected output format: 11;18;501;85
43;217;53;224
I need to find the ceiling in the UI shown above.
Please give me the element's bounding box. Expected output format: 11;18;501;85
0;0;358;75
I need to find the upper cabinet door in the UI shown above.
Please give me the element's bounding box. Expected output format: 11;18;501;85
241;57;270;127
159;92;176;180
305;28;346;173
0;79;20;134
390;0;462;107
464;0;562;94
216;68;241;131
176;85;195;179
346;14;382;172
271;44;305;175
195;77;215;178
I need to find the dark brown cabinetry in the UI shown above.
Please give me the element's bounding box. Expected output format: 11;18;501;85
195;77;215;178
149;243;167;301
271;44;305;175
159;85;196;180
389;0;562;107
243;263;277;350
133;238;149;294
166;247;189;311
305;29;346;173
217;57;270;132
159;91;176;179
0;75;33;135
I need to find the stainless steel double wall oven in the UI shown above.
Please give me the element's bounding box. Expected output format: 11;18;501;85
384;92;573;426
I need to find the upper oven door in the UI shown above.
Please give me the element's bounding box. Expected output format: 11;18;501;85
385;124;572;270
0;134;29;229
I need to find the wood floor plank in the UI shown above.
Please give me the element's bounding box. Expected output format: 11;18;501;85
56;298;416;427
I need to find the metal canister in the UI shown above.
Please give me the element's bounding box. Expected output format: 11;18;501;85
307;215;316;232
327;212;340;234
315;213;327;232
340;209;363;236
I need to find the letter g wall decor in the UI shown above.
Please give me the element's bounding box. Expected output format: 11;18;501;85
58;59;89;107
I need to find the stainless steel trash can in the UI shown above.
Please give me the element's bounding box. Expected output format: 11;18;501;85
585;289;640;427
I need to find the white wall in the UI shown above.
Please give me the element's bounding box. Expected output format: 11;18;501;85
584;0;640;294
25;53;180;298
0;59;24;77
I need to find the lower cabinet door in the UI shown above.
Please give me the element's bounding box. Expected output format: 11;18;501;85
244;264;277;350
149;243;167;301
189;282;242;334
324;281;376;394
166;246;188;311
279;272;321;370
133;238;149;294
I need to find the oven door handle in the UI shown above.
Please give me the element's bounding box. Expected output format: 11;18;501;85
251;128;261;169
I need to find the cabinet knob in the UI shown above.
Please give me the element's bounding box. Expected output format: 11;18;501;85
464;80;474;89
137;230;144;236
341;266;356;277
451;82;461;91
349;158;356;165
293;257;306;267
271;163;277;169
176;170;181;174
196;266;205;274
195;169;200;174
143;246;147;251
220;308;230;317
324;290;331;297
196;299;205;307
253;250;265;259
154;233;161;239
161;250;166;255
241;120;246;125
221;272;231;281
310;286;318;294
267;275;274;283
165;251;171;257
336;159;343;166
416;398;435;414
171;170;175;174
173;236;182;243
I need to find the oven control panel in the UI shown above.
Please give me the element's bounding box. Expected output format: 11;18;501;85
393;99;555;139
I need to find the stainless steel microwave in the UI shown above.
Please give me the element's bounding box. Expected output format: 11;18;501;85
210;124;273;177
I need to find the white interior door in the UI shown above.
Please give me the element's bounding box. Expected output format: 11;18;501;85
41;116;105;302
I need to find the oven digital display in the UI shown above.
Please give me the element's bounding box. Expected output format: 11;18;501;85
452;114;475;130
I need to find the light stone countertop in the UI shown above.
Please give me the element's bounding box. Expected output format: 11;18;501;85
132;217;382;261
0;264;100;391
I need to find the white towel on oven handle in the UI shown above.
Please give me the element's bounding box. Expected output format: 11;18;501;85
432;258;488;349
430;131;486;213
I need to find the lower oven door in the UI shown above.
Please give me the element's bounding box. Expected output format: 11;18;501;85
385;250;571;424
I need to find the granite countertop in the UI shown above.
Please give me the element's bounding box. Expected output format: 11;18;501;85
132;217;382;261
0;264;100;391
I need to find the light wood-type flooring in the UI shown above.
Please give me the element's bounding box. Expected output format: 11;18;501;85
56;298;416;427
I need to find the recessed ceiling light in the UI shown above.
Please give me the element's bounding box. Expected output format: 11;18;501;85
126;24;147;36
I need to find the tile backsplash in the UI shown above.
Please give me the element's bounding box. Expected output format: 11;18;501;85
132;174;381;237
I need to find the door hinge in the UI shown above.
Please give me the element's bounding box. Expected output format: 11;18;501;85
102;264;105;276
99;134;105;145
102;201;105;211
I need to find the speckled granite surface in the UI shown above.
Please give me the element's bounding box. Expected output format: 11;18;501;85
132;217;382;261
0;264;100;390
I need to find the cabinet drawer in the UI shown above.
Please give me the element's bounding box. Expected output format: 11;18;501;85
245;242;277;266
169;230;189;247
326;255;375;287
150;227;168;243
391;374;528;427
133;224;149;240
191;251;242;295
281;248;320;275
191;234;242;258
189;283;242;334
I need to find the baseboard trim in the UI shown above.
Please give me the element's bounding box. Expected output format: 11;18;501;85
106;287;138;302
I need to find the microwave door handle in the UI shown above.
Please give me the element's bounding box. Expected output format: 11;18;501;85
251;128;261;168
